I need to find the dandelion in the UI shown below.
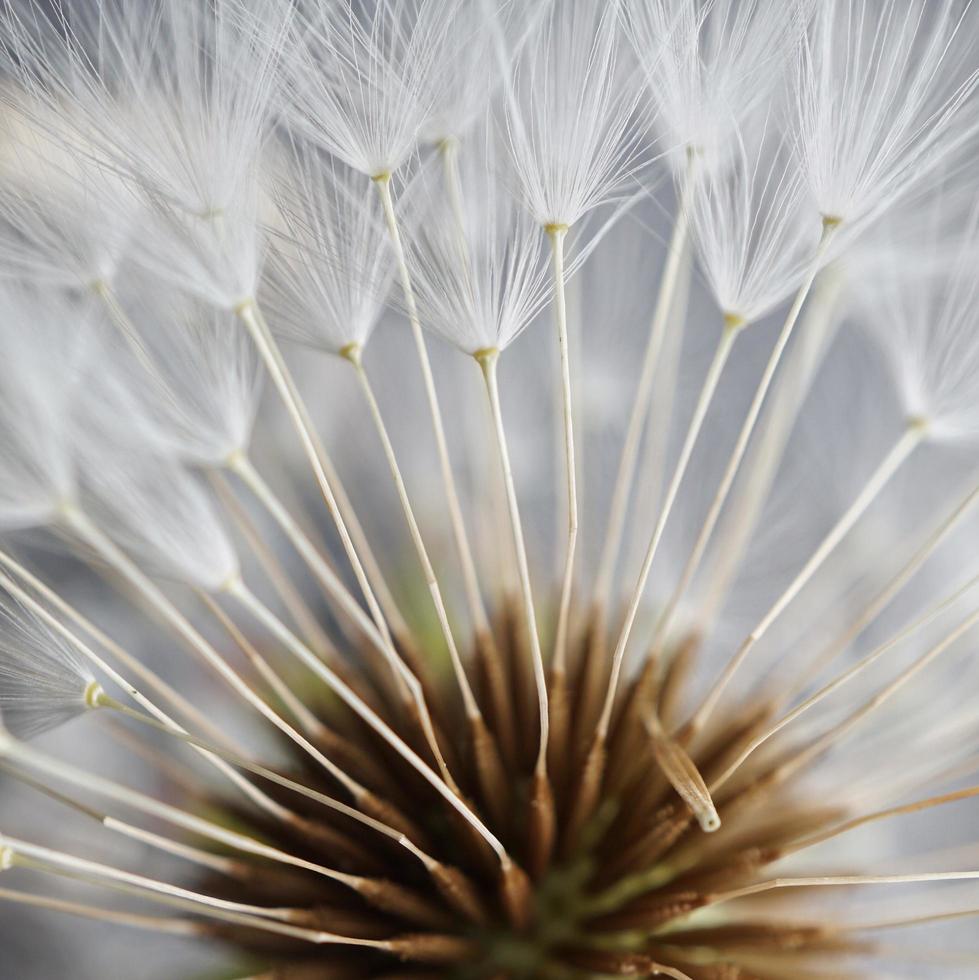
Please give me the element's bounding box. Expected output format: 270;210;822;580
2;3;979;980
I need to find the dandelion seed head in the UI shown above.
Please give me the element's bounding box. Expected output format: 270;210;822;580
0;2;978;978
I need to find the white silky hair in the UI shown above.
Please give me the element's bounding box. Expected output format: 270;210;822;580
499;0;648;228
404;123;553;355
0;95;140;289
0;0;290;308
284;0;466;178
0;288;93;532
687;117;823;323
77;443;240;593
854;194;979;444
794;0;979;228
419;1;549;147
0;590;94;740
263;139;396;355
624;0;813;177
97;285;263;467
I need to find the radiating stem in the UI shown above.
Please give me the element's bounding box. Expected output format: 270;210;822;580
647;221;839;660
58;505;365;799
373;173;488;654
0;547;225;749
0;887;200;937
711;564;979;792
94;692;434;867
0;735;361;887
226;578;510;866
236;301;398;648
690;269;844;639
598;319;741;738
477;349;549;775
548;224;579;675
344;346;480;720
0;564;291;823
226;451;393;667
594;156;696;614
689;419;927;737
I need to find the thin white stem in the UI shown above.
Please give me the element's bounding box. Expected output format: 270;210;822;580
95;693;434;868
209;469;343;658
0;735;361;888
598;321;741;738
477;350;549;775
347;350;480;719
770;603;979;791
8;850;374;947
226;452;393;667
646;224;839;662
689;420;926;736
0;564;291;823
236;300;400;657
58;505;365;800
711;565;979;792
549;225;579;675
693;270;845;638
708;871;979;909
197;589;327;738
0;546;226;749
373;173;488;651
781;477;979;706
226;579;509;866
4;836;298;922
594;158;696;611
0;888;201;936
1;763;239;875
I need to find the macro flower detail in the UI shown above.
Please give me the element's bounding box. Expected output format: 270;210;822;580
0;2;978;979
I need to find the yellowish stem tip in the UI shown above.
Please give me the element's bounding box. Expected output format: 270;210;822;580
232;296;255;317
473;347;500;368
723;311;747;330
822;214;843;230
907;415;931;434
85;681;107;710
544;222;569;236
371;172;391;184
0;847;13;871
339;342;362;364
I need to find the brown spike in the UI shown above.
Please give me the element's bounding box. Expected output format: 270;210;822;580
385;933;478;964
427;861;489;924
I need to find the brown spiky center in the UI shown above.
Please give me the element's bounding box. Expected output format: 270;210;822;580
201;603;862;979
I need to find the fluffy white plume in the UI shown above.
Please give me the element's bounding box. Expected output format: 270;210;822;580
421;1;548;146
794;0;979;228
284;0;463;178
405;129;553;354
625;0;812;176
688;122;822;323
263;140;395;355
0;588;95;740
0;96;139;288
0;289;92;530
499;0;646;228
99;288;262;466
853;194;979;444
78;447;240;592
0;0;291;307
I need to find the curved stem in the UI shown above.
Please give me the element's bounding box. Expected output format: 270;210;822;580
594;158;696;613
548;225;579;675
598;320;740;738
689;420;926;737
346;350;480;720
477;350;549;775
